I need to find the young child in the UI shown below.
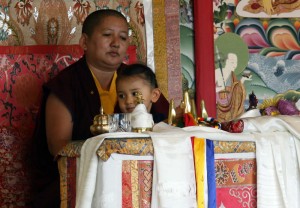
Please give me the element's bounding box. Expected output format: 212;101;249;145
116;63;166;123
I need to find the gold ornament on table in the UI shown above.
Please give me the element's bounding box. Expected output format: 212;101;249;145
135;91;144;104
190;98;198;122
172;91;198;125
201;99;208;119
168;99;177;126
183;91;191;113
90;106;109;135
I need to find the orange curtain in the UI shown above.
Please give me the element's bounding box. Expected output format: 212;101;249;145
193;0;216;118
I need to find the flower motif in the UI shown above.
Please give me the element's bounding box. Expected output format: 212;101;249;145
117;0;131;15
215;161;230;185
14;0;33;26
134;1;145;26
95;0;110;10
0;11;12;41
73;0;91;24
118;0;131;8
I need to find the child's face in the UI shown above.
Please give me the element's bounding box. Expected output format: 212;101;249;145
116;76;160;113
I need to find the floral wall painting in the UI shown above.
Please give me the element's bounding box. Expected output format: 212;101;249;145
214;0;300;119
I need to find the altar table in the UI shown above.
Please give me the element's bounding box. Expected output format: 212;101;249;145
57;126;257;208
54;114;300;208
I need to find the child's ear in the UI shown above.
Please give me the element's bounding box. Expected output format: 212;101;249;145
151;88;161;103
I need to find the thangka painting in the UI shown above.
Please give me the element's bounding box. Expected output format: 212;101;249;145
0;0;147;62
213;0;300;121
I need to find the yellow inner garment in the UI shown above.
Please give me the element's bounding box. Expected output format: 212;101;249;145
90;70;117;114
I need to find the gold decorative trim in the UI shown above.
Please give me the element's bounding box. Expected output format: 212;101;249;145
58;157;68;207
153;0;168;98
131;127;153;133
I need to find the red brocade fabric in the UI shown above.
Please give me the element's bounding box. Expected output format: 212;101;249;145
0;45;84;207
0;45;84;129
0;45;136;207
122;160;153;208
0;126;33;207
215;158;257;207
221;119;244;133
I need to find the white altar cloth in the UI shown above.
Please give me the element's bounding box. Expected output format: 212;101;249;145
75;132;149;208
75;116;300;208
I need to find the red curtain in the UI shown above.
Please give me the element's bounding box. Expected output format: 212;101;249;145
193;0;216;118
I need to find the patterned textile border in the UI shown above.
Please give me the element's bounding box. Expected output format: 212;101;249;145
57;139;255;159
57;140;85;158
97;137;153;161
153;0;168;99
213;141;256;154
58;156;68;208
58;156;77;208
68;158;77;208
215;158;257;207
165;0;182;104
122;160;153;208
0;44;83;55
152;0;183;103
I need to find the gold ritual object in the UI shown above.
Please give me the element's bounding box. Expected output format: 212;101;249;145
135;91;144;104
90;106;109;135
168;90;210;126
168;99;176;125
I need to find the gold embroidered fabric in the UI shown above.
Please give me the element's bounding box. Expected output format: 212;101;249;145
57;137;256;208
97;137;153;161
57;138;255;159
153;0;168;98
57;140;85;157
58;157;68;207
213;141;256;153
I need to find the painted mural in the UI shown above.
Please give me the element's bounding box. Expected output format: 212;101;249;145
214;0;300;120
180;0;195;98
